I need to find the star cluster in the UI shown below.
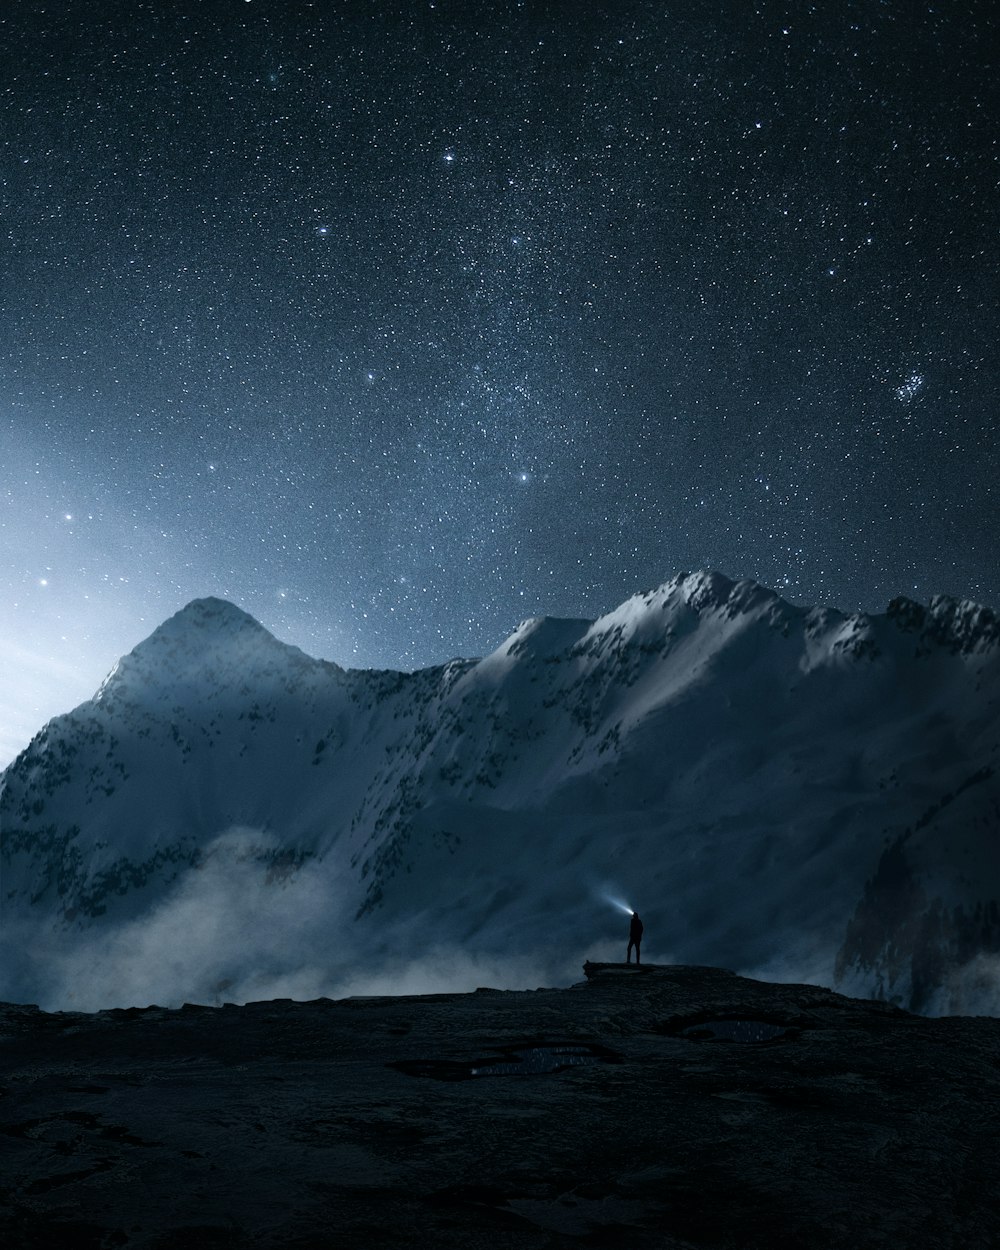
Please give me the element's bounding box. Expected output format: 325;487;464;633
1;1;997;763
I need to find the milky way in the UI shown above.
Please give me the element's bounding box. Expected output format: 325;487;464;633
2;2;998;763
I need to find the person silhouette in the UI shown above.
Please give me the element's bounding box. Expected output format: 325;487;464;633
626;911;643;964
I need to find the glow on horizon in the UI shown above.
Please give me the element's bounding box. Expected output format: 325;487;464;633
0;637;102;768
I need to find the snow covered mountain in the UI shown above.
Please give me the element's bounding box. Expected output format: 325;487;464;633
2;571;998;1014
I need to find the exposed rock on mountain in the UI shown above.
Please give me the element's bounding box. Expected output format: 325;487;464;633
2;572;998;1012
2;965;999;1248
835;766;1000;1013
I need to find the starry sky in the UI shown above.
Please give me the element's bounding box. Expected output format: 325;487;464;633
2;0;998;765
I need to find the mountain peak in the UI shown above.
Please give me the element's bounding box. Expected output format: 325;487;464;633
94;598;284;704
673;569;792;617
160;596;265;634
121;596;274;662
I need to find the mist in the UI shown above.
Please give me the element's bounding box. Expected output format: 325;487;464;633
2;829;590;1012
5;827;997;1018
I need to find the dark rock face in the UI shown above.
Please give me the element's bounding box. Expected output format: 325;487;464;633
835;766;1000;1012
2;966;999;1248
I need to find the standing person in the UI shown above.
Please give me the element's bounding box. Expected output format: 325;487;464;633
627;911;643;964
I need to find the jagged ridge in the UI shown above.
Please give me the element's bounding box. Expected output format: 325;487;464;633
2;571;999;1014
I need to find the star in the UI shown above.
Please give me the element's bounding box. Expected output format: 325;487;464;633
0;1;996;773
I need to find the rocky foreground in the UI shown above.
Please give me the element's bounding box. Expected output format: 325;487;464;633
2;964;998;1248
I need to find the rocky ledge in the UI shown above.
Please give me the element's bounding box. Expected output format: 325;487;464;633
2;965;998;1248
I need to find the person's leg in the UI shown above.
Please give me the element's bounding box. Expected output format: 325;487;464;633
636;941;641;966
626;940;634;963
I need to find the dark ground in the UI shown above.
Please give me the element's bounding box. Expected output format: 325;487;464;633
2;963;998;1248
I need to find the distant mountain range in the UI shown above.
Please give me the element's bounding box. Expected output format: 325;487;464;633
2;571;998;1014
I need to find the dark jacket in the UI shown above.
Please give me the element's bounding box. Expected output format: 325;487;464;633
629;913;643;942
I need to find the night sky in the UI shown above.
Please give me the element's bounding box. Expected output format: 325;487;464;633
2;1;998;764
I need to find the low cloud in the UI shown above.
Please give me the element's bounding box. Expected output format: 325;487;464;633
740;943;840;996
9;829;982;1018
2;828;576;1012
938;953;1000;1017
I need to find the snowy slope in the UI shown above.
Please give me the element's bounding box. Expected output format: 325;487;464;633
2;572;998;1013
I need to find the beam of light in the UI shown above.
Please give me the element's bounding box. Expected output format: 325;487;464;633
600;892;635;916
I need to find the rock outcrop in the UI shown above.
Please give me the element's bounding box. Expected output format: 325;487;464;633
2;965;999;1248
